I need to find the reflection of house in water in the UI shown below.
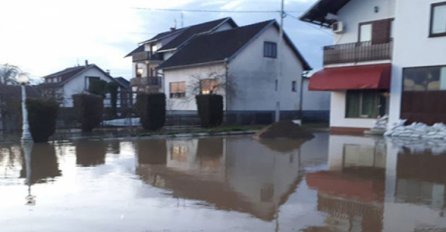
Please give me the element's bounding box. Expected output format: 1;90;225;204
384;144;446;232
136;137;307;221
75;139;107;167
305;135;385;232
304;135;446;231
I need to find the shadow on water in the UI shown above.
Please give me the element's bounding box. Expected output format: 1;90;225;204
135;136;306;221
75;139;107;167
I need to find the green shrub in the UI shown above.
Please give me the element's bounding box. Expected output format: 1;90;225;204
195;94;223;128
26;98;59;143
88;79;107;96
136;93;166;131
73;94;103;132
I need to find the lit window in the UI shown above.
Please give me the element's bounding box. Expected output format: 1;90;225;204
264;41;277;58
430;2;446;37
200;79;218;94
169;82;186;98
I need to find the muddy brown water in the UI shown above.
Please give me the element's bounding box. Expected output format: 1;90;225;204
0;133;445;231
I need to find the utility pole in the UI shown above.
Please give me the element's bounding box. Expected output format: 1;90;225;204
275;0;285;122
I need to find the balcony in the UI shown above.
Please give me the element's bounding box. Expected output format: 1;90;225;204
132;51;163;62
323;41;392;66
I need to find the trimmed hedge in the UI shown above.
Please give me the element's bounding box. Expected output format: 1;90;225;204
73;94;103;132
26;98;59;143
195;94;223;128
136;93;166;131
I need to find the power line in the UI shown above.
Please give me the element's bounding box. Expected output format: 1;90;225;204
133;7;303;14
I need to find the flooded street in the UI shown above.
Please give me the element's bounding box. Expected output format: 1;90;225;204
1;133;446;231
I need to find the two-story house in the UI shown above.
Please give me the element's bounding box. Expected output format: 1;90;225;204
301;0;446;133
125;18;237;94
127;18;331;124
39;61;130;108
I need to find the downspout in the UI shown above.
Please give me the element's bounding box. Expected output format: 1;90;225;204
224;58;229;114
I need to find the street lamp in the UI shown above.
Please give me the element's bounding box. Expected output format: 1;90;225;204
17;73;32;141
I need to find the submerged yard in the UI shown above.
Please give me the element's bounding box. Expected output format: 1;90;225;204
0;133;445;231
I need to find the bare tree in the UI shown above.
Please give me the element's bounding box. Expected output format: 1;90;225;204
187;71;237;97
0;64;20;85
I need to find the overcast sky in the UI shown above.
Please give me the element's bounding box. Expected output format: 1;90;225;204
0;0;331;82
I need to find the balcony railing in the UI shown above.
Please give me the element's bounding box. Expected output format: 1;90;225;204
323;41;393;65
132;51;163;62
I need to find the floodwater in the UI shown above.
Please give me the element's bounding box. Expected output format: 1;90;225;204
1;133;446;232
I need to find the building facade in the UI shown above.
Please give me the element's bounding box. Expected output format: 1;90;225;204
301;0;446;133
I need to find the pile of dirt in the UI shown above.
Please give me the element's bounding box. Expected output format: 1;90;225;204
254;120;314;140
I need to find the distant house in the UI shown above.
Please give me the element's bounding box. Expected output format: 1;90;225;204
39;61;130;109
127;18;329;124
301;0;446;133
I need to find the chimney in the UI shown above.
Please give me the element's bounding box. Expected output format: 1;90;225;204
85;60;89;66
170;27;176;31
106;69;110;75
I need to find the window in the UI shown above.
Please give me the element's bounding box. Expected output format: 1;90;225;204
346;90;386;118
359;23;372;42
200;79;218;94
291;81;297;92
264;41;277;58
358;19;393;44
169;81;186;98
403;65;446;91
274;79;278;91
430;2;446;37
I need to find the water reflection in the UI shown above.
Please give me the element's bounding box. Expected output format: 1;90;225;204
136;136;305;221
2;133;446;231
75;139;107;167
20;143;61;185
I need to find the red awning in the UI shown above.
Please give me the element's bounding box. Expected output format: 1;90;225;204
309;64;391;91
306;171;384;203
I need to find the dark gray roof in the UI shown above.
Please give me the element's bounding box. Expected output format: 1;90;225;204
114;77;130;89
158;20;311;71
125;44;144;58
125;18;236;58
157;17;237;52
300;0;351;27
40;64;114;88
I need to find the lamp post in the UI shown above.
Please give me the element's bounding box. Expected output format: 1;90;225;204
17;73;32;141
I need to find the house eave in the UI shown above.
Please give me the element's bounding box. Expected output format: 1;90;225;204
160;60;226;71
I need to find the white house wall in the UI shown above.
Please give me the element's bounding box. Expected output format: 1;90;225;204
329;92;377;129
302;79;330;111
228;26;304;112
335;0;396;44
163;64;227;111
62;68;113;107
388;0;446;125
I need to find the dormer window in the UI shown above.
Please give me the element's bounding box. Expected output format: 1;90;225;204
430;2;446;37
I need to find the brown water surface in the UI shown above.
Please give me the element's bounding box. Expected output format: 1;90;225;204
0;133;445;231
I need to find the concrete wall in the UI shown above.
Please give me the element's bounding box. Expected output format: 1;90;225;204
228;25;304;112
329;91;377;129
388;0;446;125
335;0;396;44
